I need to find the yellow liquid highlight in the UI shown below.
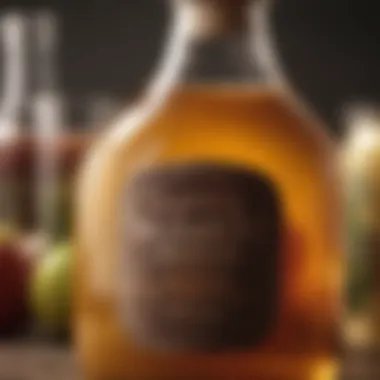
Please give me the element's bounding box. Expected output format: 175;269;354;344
75;86;342;380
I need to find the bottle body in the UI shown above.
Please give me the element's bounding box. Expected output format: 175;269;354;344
75;86;341;380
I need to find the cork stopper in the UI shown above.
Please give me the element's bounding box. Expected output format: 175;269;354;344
180;0;250;39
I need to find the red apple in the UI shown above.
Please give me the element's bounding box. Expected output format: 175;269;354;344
0;230;31;336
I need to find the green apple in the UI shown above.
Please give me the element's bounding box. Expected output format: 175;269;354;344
30;241;73;335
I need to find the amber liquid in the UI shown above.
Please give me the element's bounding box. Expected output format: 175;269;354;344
75;86;342;380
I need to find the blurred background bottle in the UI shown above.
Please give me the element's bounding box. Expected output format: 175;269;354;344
342;103;380;379
32;9;66;245
0;11;34;231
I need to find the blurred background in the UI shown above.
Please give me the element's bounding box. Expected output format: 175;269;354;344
0;0;379;134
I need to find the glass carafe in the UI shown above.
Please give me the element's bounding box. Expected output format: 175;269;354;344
75;1;343;379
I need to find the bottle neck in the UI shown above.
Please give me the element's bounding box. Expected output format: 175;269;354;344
178;0;262;85
183;31;262;84
34;10;60;94
103;0;261;151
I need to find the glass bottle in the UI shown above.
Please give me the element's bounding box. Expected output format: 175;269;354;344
75;1;343;379
341;103;380;379
32;10;67;245
0;12;29;230
31;10;88;246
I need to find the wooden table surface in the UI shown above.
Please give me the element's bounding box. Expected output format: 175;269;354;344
0;341;80;380
1;341;379;380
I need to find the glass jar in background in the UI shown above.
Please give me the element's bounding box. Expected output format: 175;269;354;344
341;103;380;379
0;10;92;237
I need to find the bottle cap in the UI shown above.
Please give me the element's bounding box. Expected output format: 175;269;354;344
179;0;249;39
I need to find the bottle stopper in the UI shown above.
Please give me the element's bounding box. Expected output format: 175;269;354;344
178;0;249;39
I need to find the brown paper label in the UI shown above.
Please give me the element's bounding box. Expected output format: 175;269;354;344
119;163;282;352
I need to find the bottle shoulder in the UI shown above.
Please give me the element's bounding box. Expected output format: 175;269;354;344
80;85;336;183
100;85;332;144
136;85;334;156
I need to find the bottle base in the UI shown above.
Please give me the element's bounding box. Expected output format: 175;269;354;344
80;356;339;380
76;310;339;380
